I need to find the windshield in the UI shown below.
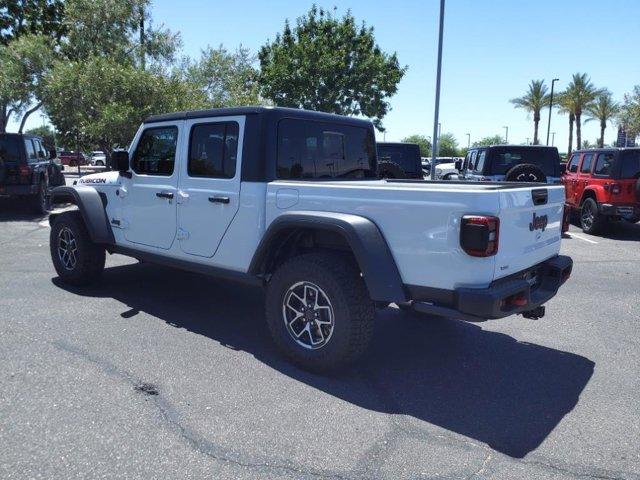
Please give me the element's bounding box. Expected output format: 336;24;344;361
487;147;560;176
377;144;421;174
0;136;22;165
619;150;640;178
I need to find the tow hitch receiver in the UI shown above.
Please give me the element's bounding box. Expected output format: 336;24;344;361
521;306;545;320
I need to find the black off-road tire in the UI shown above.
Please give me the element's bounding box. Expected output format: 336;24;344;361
31;176;50;215
265;252;375;373
377;160;406;179
505;163;547;183
50;211;106;285
580;198;606;235
442;172;459;180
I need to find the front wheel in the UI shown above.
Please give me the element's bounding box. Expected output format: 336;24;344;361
265;252;375;373
580;198;606;234
50;211;106;285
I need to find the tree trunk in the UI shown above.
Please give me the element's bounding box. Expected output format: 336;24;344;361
568;114;574;155
18;102;43;133
0;103;7;133
599;121;606;148
575;113;582;151
533;120;539;145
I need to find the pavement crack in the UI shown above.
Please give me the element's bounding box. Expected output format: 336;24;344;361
465;453;492;479
52;340;356;480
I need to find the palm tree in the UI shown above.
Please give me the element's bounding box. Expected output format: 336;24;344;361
586;90;619;147
510;80;549;145
559;73;600;153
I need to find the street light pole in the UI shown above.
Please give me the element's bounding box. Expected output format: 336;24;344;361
526;137;530;145
430;0;445;180
503;126;508;144
551;132;556;146
546;78;559;145
465;133;470;148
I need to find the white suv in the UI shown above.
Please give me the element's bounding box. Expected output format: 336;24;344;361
48;107;572;372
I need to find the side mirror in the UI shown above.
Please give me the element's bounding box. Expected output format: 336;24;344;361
559;164;567;175
48;148;57;160
454;159;462;171
111;150;130;173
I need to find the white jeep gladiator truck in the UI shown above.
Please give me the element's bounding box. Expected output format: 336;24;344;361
49;107;572;372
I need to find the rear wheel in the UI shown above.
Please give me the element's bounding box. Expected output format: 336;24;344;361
580;198;606;234
50;211;105;285
265;252;375;373
31;177;50;214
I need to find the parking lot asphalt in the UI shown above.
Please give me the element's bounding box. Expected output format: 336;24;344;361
0;198;639;480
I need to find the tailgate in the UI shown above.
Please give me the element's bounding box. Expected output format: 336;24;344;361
494;186;564;279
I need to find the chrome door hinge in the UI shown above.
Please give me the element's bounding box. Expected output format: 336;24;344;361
177;190;189;204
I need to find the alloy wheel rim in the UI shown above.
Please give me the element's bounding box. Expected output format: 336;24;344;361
57;227;78;270
282;281;335;350
581;204;594;229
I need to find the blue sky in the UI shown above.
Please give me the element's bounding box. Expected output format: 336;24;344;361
12;0;640;152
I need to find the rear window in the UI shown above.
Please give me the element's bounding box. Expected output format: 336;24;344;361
377;144;421;174
487;147;560;176
0;136;22;164
619;151;640;178
277;119;376;179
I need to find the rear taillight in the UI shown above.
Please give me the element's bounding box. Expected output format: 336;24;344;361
460;215;499;257
18;165;32;178
562;204;571;233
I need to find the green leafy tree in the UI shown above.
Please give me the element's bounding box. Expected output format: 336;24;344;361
472;135;503;147
617;85;640;142
258;6;406;129
585;90;618;148
184;44;260;107
510;80;549;145
437;133;459;157
43;56;205;159
0;0;64;132
25;124;57;147
558;73;600;154
401;134;431;156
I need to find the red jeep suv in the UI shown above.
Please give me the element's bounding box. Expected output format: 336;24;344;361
563;148;640;234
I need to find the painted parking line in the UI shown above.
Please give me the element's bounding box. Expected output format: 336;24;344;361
567;232;599;244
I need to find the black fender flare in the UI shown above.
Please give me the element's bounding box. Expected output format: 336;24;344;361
249;211;407;303
49;186;115;244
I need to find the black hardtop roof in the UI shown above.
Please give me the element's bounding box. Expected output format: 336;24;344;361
470;144;558;149
573;147;640;153
377;141;420;148
144;106;373;128
0;132;42;140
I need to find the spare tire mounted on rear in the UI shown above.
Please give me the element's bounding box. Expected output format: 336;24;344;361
504;163;547;183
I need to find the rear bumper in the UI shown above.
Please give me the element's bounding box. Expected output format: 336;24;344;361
599;203;640;219
0;184;38;196
409;255;573;322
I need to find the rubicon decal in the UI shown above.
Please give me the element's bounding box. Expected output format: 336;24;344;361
529;212;548;232
80;177;107;184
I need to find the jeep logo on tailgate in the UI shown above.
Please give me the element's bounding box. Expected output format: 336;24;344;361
529;212;548;232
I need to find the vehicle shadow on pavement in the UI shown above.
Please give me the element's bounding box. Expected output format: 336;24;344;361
0;199;47;222
599;221;640;241
53;261;595;459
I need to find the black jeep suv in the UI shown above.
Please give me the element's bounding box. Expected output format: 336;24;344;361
0;133;65;214
376;142;424;179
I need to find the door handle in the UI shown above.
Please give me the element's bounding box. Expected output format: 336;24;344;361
208;196;230;204
156;191;174;199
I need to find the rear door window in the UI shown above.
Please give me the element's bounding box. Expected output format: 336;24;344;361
619;151;640;178
188;122;239;178
277;119;376;179
593;153;614;176
24;139;38;163
580;153;594;174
